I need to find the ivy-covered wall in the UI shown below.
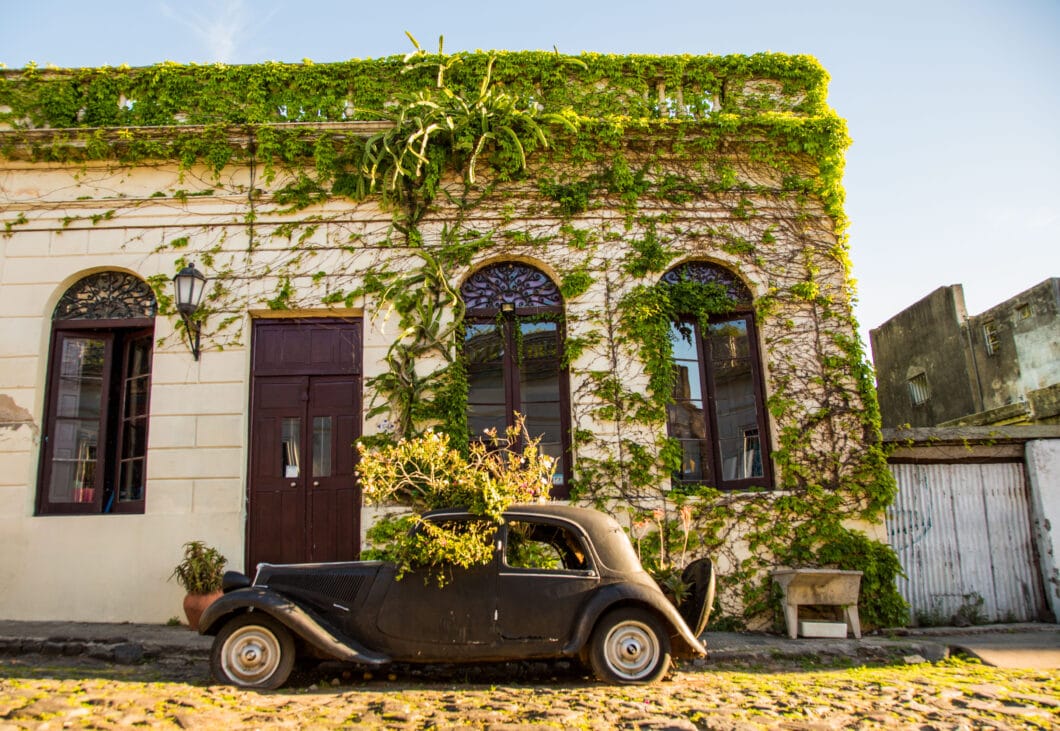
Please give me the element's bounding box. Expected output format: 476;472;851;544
0;47;905;628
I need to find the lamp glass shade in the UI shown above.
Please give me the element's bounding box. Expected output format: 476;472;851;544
173;265;207;316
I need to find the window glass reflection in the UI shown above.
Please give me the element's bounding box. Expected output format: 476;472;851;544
313;416;332;477
469;402;507;439
707;319;749;364
467;323;506;436
48;422;99;503
281;418;301;478
49;337;106;504
667;313;768;488
56;338;105;420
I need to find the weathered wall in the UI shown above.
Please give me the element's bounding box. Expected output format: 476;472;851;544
969;279;1060;416
870;286;978;428
872;280;1060;429
0;164;248;620
1026;439;1060;622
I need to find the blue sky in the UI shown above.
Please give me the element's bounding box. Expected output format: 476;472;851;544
2;0;1057;353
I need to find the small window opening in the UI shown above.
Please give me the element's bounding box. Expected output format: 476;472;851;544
908;372;930;406
983;321;1000;355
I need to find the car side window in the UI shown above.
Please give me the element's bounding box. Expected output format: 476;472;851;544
505;521;589;571
409;517;497;570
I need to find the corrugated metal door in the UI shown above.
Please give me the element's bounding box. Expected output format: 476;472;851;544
887;462;1045;624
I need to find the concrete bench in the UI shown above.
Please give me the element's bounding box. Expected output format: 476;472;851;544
771;569;863;639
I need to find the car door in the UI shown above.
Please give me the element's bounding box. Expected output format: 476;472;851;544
373;519;499;659
495;518;600;649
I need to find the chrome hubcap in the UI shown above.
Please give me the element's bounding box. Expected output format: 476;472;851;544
604;620;659;680
222;625;281;685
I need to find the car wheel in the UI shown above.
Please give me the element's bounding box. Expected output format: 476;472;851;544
588;607;672;684
211;614;296;689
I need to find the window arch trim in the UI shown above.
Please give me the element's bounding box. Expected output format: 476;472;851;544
53;270;157;321
461;261;564;314
661;260;754;309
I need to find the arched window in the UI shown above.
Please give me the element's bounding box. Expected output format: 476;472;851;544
37;272;156;515
663;262;772;490
461;262;571;497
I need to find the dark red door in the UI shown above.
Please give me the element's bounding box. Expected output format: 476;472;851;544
247;320;362;571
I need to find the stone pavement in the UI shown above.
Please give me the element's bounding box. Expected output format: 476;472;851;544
894;624;1060;671
0;618;1056;670
704;623;1060;670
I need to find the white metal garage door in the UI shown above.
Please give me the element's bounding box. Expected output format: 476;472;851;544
887;462;1046;625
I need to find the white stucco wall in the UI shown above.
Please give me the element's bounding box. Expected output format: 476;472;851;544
1026;439;1060;622
0;139;870;622
0;163;247;621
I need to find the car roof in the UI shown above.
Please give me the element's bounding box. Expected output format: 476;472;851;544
424;503;643;574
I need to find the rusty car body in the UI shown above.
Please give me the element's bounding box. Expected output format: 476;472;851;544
200;503;714;687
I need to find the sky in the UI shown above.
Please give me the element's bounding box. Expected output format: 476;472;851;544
2;0;1057;356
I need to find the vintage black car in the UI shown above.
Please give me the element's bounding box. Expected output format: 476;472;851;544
200;504;714;688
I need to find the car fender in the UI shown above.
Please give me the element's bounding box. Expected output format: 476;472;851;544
563;582;707;658
199;587;391;665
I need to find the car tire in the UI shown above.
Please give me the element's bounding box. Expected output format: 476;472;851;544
588;607;672;684
211;613;296;690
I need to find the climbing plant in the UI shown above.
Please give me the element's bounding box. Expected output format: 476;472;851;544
0;38;905;627
358;414;555;584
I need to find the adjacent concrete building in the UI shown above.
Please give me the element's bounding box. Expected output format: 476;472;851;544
871;279;1060;429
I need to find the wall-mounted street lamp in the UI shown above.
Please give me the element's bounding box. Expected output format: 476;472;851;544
172;263;207;360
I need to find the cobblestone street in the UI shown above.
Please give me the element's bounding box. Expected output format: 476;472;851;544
1;652;1057;730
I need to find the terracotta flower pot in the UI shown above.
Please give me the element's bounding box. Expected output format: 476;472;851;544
183;591;223;631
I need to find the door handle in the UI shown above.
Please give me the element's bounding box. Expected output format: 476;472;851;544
289;482;297;488
313;480;320;486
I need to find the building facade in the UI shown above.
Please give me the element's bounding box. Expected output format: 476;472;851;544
0;52;893;624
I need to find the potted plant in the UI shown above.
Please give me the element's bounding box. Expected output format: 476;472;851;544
171;540;228;630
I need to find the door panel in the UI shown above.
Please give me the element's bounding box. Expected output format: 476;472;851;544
253;321;362;376
248;320;363;572
497;520;597;645
248;377;310;567
375;562;497;652
306;377;360;563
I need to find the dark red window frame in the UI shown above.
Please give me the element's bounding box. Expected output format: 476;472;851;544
36;318;154;515
668;311;773;491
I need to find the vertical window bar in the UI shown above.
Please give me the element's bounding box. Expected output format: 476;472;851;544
115;333;152;508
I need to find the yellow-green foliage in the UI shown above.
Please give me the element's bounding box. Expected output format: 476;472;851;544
358;417;555;583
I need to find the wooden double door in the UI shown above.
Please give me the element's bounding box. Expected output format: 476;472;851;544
247;319;363;571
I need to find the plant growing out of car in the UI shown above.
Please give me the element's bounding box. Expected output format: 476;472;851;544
357;414;554;583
